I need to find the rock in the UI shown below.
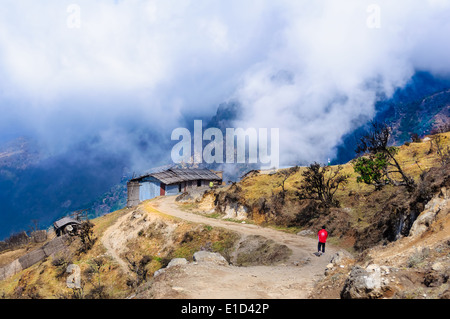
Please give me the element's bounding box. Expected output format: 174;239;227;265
233;235;291;266
439;288;450;299
330;252;344;265
409;191;449;237
193;251;228;265
153;258;189;277
297;230;314;236
324;263;334;276
167;258;188;268
366;264;382;286
330;250;352;265
431;261;446;272
222;202;248;220
341;265;383;299
176;189;209;203
132;212;142;219
153;268;165;277
293;257;311;267
380;265;391;275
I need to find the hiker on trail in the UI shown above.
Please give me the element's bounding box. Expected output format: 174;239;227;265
317;225;328;256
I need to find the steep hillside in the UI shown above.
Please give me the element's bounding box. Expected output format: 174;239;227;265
0;200;247;299
1;72;448;240
0;133;448;300
200;132;450;252
333;72;450;164
0;137;129;240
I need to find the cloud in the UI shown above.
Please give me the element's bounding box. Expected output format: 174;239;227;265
232;0;450;165
0;0;449;169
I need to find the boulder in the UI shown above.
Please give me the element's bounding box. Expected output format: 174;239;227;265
154;258;189;277
330;251;347;265
341;265;383;299
193;251;228;265
223;202;248;220
167;258;188;268
297;230;314;236
324;263;334;276
409;187;449;237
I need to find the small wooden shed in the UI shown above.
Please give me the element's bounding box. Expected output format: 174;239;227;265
53;217;81;236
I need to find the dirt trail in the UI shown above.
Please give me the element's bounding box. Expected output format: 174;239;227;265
101;210;133;276
144;196;341;299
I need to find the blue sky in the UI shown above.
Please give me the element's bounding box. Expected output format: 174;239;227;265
1;0;450;168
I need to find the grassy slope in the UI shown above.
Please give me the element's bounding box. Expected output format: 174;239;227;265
235;132;450;246
0;201;239;299
0;208;130;299
0;133;448;299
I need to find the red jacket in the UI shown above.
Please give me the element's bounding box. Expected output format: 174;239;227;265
318;229;328;243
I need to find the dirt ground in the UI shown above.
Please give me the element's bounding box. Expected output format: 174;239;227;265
121;196;345;299
99;191;449;300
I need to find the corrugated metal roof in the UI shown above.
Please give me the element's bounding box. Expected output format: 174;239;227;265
132;168;222;185
53;217;81;229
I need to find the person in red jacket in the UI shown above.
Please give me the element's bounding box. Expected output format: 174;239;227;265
317;225;328;256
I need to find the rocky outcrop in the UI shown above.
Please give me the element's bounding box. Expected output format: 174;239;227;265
167;258;189;268
193;251;228;265
222;202;248;220
232;235;291;267
340;265;384;299
324;251;354;276
154;251;229;277
213;183;250;221
409;187;449;237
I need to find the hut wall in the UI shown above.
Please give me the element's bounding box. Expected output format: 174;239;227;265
127;181;141;207
139;177;161;202
166;184;181;196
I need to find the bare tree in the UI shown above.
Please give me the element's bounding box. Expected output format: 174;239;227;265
78;220;96;254
275;166;299;202
429;135;450;165
126;255;152;288
296;163;349;208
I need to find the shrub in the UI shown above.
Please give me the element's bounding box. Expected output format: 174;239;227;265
296;163;349;208
78;221;96;254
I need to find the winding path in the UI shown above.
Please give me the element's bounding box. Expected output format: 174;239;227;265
144;196;340;299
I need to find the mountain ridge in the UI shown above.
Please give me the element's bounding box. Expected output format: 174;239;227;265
0;131;448;299
1;72;449;240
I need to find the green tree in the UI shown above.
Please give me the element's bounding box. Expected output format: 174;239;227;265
352;152;389;190
355;121;415;191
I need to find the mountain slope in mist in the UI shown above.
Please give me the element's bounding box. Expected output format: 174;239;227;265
0;140;128;239
1;72;449;240
333;72;450;164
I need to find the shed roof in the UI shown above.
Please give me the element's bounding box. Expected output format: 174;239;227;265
132;168;222;185
53;217;81;229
